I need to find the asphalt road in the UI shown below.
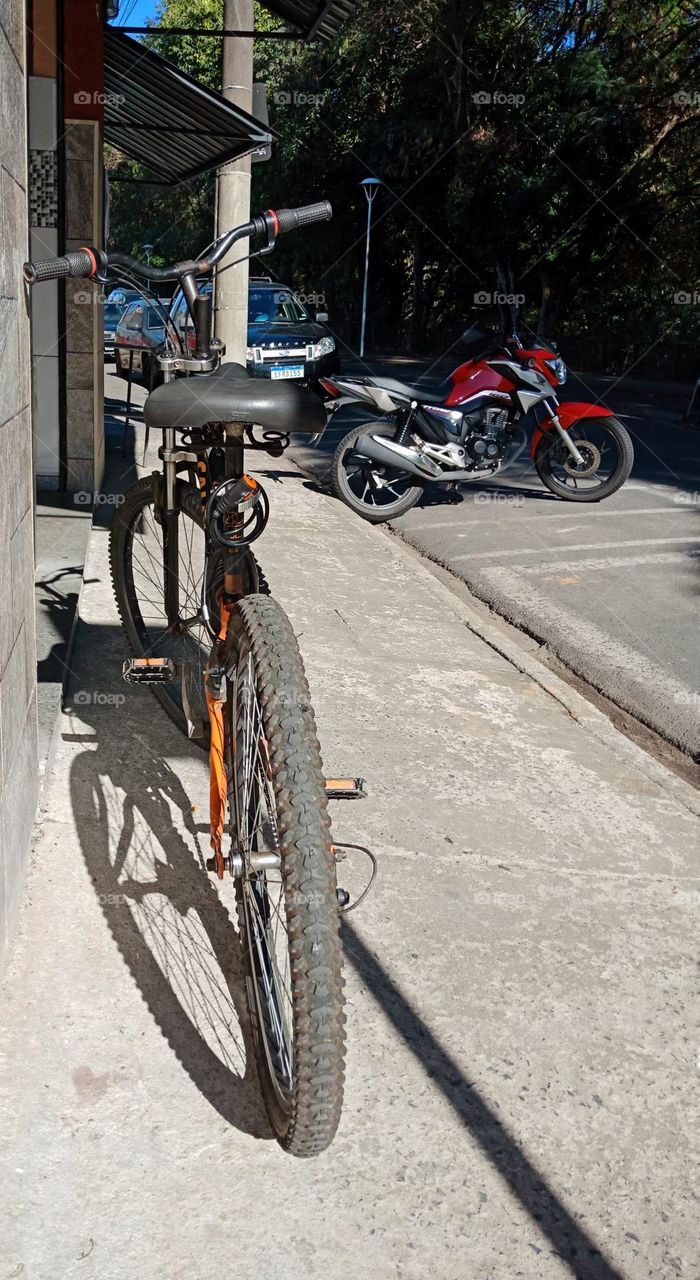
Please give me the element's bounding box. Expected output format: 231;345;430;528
291;367;700;757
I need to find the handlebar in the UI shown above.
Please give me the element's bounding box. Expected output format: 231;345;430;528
23;248;101;285
22;200;333;287
275;201;333;234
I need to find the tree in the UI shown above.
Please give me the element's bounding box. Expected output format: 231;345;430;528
107;0;700;358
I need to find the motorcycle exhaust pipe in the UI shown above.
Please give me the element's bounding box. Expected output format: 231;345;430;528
355;433;442;481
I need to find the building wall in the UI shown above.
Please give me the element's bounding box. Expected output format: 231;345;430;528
0;0;39;963
29;72;60;485
64;119;105;497
62;0;105;498
28;0;105;497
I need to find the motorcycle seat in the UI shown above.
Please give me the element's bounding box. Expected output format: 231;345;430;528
365;374;451;404
144;361;327;434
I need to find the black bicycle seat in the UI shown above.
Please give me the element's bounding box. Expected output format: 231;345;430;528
144;362;326;434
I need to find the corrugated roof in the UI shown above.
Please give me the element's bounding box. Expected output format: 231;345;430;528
260;0;356;41
104;28;272;185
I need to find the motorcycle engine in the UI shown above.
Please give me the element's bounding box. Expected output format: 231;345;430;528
463;407;509;469
420;405;511;471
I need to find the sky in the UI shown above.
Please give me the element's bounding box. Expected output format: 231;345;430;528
111;0;159;29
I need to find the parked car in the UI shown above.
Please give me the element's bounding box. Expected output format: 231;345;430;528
169;277;340;382
103;300;124;359
114;300;166;385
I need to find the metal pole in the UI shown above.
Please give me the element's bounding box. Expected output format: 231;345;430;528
214;0;253;366
360;196;373;359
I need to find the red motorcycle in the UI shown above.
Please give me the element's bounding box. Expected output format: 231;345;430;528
322;328;634;522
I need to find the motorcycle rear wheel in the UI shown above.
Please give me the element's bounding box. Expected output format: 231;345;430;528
330;421;423;523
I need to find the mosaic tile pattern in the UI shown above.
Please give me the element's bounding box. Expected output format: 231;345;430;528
29;149;58;229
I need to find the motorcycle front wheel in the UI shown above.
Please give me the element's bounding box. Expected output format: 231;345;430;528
330;421;424;523
534;416;634;501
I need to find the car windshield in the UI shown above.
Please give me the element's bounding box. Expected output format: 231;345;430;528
104;304;122;326
248;289;308;324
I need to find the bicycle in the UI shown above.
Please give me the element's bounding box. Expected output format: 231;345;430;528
24;202;374;1157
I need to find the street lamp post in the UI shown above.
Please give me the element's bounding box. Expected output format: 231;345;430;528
359;177;381;359
143;243;154;266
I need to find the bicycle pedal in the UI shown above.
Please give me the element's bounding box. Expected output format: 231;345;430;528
325;776;367;800
122;657;176;685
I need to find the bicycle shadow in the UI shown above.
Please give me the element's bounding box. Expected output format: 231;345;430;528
66;675;270;1141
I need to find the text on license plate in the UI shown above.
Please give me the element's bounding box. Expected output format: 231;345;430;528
270;365;304;379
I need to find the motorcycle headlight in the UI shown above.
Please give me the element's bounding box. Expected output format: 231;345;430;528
546;356;567;385
313;336;335;359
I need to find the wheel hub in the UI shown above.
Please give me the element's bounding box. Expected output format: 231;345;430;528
562;439;601;477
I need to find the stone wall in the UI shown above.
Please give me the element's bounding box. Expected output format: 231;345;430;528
64;120;104;497
0;0;39;963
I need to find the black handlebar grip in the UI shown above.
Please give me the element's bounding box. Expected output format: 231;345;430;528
23;248;96;285
274;201;333;234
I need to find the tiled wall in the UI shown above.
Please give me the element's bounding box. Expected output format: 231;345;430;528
28;73;60;485
0;1;39;964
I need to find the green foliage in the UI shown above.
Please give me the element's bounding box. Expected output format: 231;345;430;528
107;0;700;354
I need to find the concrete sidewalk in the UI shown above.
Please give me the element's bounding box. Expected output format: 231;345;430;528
1;449;698;1280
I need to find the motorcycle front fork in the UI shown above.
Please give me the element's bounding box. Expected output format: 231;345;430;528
541;403;585;466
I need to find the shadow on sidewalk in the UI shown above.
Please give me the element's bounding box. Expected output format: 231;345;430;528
63;630;625;1266
343;925;626;1280
66;685;270;1142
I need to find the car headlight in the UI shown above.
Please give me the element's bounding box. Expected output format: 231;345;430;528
245;346;255;361
313;336;335;359
546;356;567;384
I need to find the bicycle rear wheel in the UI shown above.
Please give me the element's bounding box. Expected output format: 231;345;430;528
227;594;345;1156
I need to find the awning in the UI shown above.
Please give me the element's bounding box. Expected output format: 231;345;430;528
259;0;357;41
104;28;272;185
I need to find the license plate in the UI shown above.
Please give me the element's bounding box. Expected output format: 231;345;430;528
270;365;304;380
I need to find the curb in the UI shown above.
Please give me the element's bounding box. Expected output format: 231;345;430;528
287;451;699;818
377;523;700;818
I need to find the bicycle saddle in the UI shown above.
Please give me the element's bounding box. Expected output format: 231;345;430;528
144;362;327;434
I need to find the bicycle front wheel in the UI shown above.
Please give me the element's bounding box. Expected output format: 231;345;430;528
227;594;346;1156
110;475;259;740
